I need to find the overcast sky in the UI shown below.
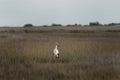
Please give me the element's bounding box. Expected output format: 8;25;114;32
0;0;120;26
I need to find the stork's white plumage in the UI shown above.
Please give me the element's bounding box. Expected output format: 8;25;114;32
53;43;59;58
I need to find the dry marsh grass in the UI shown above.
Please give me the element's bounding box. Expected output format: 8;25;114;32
0;26;120;80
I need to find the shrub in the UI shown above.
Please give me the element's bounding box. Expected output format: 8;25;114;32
24;24;33;27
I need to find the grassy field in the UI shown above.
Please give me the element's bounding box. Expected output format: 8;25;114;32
0;26;120;80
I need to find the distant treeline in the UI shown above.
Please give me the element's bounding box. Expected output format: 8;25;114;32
24;22;120;27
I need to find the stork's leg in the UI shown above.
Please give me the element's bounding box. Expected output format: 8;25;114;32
56;56;60;62
52;54;60;63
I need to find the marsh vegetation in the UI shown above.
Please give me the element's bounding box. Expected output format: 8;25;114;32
0;26;120;80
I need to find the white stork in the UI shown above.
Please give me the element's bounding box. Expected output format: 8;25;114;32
53;42;59;59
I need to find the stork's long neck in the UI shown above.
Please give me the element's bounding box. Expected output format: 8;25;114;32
55;45;58;49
